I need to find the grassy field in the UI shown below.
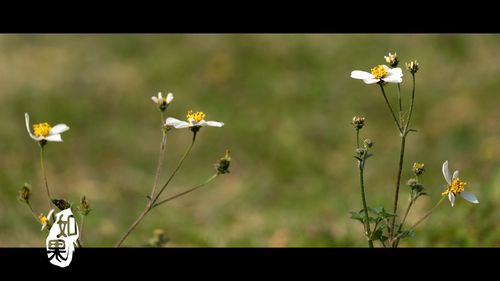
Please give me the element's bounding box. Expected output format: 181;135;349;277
1;34;499;247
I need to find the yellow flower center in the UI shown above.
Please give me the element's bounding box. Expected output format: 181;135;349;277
441;178;467;196
186;110;206;123
33;123;52;137
371;65;387;79
39;213;48;224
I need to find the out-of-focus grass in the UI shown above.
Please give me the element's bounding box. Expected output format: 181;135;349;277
1;34;499;247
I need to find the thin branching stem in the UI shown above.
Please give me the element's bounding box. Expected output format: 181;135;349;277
115;131;198;247
39;146;53;211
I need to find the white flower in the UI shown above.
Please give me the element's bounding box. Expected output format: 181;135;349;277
441;160;479;207
25;113;70;142
165;110;224;129
351;65;403;84
151;92;174;106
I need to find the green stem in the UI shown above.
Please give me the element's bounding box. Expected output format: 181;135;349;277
79;216;85;246
39;147;53;210
115;131;198;247
115;205;151;247
379;84;402;133
393;196;445;242
393;199;413;248
359;162;374;248
150;112;167;200
153;174;218;208
404;74;416;132
153;131;197;202
389;133;407;244
397;83;403;124
356;129;360;148
25;202;40;222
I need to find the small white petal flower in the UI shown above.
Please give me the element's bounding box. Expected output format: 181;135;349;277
25;113;70;143
460;191;479;204
152;92;174;111
448;192;455;207
441;160;478;206
442;160;452;186
165;117;190;129
165;110;224;130
351;65;403;85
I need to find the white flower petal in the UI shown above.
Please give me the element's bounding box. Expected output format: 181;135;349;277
41;223;46;231
442;161;452;186
363;78;380;84
383;76;403;83
165;117;190;129
45;134;63;142
448;192;455;207
453;170;460;180
351;70;374;80
461;191;479;204
25;113;43;141
50;124;70;135
389;67;403;77
166;93;174;104
158;92;163;100
151;96;159;103
203;120;224;127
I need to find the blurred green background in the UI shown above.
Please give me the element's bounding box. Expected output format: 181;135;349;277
1;34;499;247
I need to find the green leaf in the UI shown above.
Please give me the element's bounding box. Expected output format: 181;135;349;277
350;211;364;223
368;207;384;214
372;229;384;241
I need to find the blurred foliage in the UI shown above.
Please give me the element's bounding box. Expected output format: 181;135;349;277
1;34;499;247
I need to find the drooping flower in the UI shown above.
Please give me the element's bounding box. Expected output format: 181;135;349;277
351;65;403;85
441;160;479;207
39;209;54;231
25;113;70;142
165;110;224;130
152;92;174;112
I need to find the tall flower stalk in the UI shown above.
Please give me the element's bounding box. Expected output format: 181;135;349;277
115;94;228;247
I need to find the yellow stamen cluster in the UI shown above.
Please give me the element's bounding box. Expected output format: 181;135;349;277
33;123;51;137
371;65;387;79
186;110;206;123
39;213;48;225
442;178;467;196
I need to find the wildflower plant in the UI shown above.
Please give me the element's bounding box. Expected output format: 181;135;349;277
20;91;229;249
115;92;230;247
349;53;479;247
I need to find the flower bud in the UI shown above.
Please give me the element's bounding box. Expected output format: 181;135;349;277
19;183;32;203
412;162;425;176
363;139;375;149
406;60;419;74
77;196;91;216
215;150;231;175
352;116;365;130
384;52;399;68
52;198;71;211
